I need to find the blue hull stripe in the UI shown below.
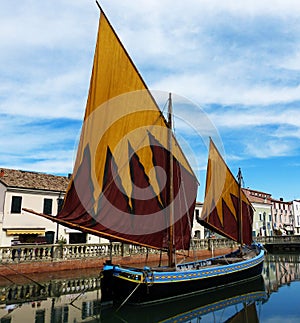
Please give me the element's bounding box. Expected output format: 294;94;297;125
109;249;264;284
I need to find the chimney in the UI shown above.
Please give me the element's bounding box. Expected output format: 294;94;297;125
0;169;4;177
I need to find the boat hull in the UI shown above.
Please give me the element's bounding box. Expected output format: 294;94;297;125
101;275;267;322
101;246;265;305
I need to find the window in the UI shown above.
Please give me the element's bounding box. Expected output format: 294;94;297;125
57;198;64;213
82;300;101;320
11;196;22;213
1;317;11;323
69;233;86;244
194;230;201;239
51;306;68;323
259;213;262;221
43;198;53;215
35;310;45;323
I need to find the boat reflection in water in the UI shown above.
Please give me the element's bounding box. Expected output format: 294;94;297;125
0;270;266;323
1;253;300;322
101;275;266;323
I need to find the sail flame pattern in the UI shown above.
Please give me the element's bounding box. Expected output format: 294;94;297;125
27;11;198;250
200;139;253;245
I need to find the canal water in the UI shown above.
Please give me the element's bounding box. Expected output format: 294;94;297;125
0;253;299;322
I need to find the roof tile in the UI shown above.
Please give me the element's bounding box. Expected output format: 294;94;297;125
0;168;69;192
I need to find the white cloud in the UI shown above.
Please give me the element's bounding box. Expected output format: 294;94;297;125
246;139;295;158
208;107;300;129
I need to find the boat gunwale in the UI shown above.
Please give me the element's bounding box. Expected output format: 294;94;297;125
108;247;264;283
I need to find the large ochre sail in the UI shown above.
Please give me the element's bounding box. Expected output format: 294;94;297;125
26;11;198;250
200;139;253;245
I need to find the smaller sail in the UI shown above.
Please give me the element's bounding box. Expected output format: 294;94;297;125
200;139;253;245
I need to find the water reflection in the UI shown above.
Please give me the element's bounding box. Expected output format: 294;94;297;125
0;269;102;323
262;253;300;295
0;254;299;322
101;276;266;323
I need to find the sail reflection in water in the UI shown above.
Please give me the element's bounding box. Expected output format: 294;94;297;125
2;253;300;322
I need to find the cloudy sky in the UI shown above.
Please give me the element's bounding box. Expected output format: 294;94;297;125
1;0;300;202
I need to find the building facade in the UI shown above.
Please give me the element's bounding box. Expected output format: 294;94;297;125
0;168;205;247
1;167;298;245
193;202;205;239
293;200;300;235
0;168;103;247
271;198;294;235
243;188;273;237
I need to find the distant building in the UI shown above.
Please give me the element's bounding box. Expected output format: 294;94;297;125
293;200;300;235
243;188;273;237
0;168;102;247
192;202;205;239
271;198;294;235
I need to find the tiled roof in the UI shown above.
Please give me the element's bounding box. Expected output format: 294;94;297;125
0;168;69;192
271;198;292;205
243;187;272;204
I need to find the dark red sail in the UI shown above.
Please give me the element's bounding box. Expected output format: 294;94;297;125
201;139;253;245
24;10;198;251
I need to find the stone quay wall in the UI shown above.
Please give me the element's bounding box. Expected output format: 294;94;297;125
0;238;237;276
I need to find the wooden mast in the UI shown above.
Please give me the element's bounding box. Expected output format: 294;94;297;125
167;93;175;267
237;167;243;245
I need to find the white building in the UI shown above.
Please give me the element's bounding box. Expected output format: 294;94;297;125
243;188;273;237
0;168;102;247
292;200;300;235
0;168;205;247
192;202;205;239
271;198;294;235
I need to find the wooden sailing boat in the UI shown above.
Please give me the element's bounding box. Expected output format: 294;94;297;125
24;4;264;305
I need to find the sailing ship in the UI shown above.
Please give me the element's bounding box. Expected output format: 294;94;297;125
24;3;264;305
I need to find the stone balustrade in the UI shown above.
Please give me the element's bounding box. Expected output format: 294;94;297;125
0;275;101;305
256;235;300;244
0;238;235;264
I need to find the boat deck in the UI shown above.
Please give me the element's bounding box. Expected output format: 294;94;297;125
118;249;260;273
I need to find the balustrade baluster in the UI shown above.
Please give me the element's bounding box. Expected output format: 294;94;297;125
0;238;246;265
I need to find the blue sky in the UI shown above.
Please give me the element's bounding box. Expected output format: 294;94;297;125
1;0;299;202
